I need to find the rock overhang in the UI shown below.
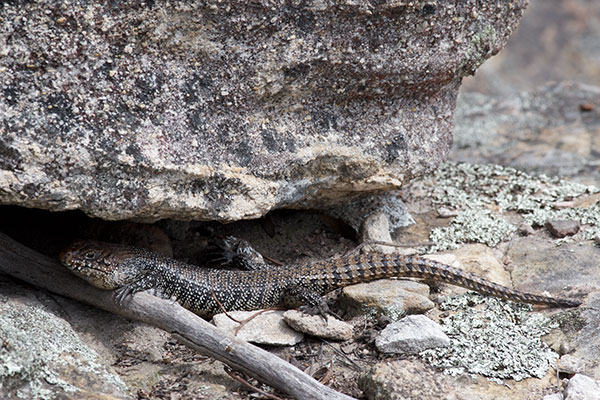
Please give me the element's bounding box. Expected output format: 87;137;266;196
0;0;527;221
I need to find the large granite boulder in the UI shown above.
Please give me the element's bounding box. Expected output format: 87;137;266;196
0;0;527;221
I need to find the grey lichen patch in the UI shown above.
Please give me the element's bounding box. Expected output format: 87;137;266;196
428;208;516;252
420;293;559;382
0;293;128;399
420;162;599;251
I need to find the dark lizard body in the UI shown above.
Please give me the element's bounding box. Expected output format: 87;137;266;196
59;240;581;318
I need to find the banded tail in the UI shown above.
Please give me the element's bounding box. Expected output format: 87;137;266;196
310;252;581;307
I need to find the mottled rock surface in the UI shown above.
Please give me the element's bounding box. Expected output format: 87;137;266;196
0;0;526;221
0;276;128;400
420;294;561;382
452;82;600;185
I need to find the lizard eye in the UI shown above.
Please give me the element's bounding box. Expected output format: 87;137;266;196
84;251;96;260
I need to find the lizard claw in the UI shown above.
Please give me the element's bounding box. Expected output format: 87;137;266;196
298;304;340;323
113;285;134;306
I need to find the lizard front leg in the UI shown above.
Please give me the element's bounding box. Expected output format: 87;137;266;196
113;271;160;305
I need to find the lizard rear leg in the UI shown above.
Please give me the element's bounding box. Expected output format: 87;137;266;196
282;286;340;319
205;236;271;271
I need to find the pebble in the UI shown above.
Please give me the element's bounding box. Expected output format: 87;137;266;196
437;206;459;218
517;222;535;236
564;374;600;400
212;310;303;346
542;394;563;400
545;219;580;238
282;310;353;341
375;315;450;354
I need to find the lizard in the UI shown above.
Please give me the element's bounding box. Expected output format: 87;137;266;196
59;240;582;319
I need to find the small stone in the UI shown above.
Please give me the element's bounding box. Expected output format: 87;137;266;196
594;234;600;246
564;374;600;400
542;394;563;400
212;310;303;346
329;192;415;232
558;355;588;375
437;207;458;218
341;280;434;321
545;220;580;238
359;211;394;254
375;315;450;354
517;222;535;236
579;103;594;112
282;310;353;341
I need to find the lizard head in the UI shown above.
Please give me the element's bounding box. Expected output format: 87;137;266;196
60;240;150;290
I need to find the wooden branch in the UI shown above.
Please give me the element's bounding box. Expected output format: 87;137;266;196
0;232;355;400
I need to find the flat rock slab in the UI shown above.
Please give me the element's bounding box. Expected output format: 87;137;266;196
0;0;526;221
341;279;434;321
212;310;303;346
375;315;449;355
283;310;353;341
508;237;600;297
340;279;435;321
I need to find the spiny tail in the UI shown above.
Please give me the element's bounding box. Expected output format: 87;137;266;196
311;252;581;307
